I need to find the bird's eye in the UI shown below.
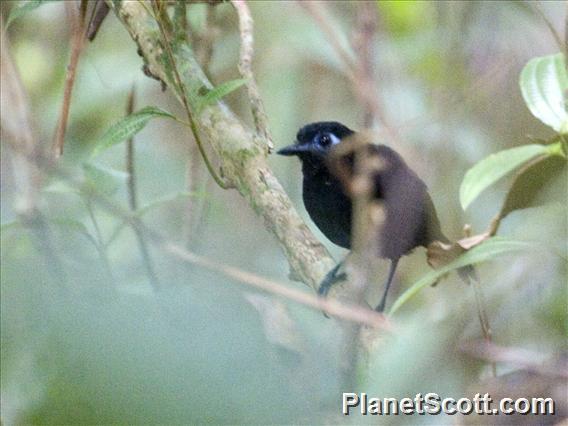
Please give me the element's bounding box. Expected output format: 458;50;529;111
319;134;332;147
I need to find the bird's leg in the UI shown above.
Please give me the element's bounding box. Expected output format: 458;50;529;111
318;261;347;297
375;258;399;313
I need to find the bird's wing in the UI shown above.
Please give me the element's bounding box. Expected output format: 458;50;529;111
369;145;443;257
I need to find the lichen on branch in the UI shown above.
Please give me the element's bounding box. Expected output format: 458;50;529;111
107;0;336;291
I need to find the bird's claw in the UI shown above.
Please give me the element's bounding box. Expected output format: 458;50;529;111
318;263;347;318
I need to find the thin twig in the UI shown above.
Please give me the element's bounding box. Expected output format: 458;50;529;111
164;242;392;330
2;23;68;289
85;198;116;287
23;213;69;289
471;279;497;377
299;1;400;145
111;0;337;298
195;2;217;79
461;340;568;379
143;219;383;328
297;1;357;71
151;1;231;189
178;1;212;248
232;0;274;152
183;151;207;248
73;161;389;329
342;135;381;388
133;226;162;291
86;0;110;41
531;1;564;52
12;136;390;329
126;87;137;211
124;85;161;291
52;0;88;158
353;1;377;128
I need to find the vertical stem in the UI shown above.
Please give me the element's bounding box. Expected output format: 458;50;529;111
126;88;137;211
151;1;230;189
232;0;273;150
132;224;162;291
26;212;69;290
52;0;88;158
123;86;162;291
472;279;497;377
86;198;116;287
2;15;68;290
86;0;110;41
353;1;377;129
183;152;205;248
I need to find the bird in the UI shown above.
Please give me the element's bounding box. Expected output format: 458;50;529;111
277;121;465;313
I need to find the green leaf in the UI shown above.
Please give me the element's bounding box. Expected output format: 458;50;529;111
6;0;51;29
520;53;568;133
90;107;176;158
196;79;246;113
499;143;566;220
83;162;128;196
389;237;532;315
460;144;549;210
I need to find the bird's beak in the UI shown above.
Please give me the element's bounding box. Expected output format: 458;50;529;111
277;143;311;156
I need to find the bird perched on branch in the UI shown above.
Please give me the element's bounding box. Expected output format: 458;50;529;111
278;121;472;312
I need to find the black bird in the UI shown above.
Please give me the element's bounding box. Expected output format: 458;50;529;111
278;121;454;312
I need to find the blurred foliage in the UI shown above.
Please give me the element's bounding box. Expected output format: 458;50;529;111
1;1;567;425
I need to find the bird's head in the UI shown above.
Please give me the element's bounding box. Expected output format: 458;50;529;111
277;122;355;162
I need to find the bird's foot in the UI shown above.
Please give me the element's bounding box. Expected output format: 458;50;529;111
318;263;346;298
318;270;346;319
375;299;387;313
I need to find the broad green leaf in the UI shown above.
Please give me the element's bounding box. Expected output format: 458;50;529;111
520;53;568;133
460;144;549;210
6;0;51;29
83;162;128;196
500;143;566;220
389;237;532;315
196;79;246;113
90;107;175;158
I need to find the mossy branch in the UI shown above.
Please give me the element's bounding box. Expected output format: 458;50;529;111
107;1;335;292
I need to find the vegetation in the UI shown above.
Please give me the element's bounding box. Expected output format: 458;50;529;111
1;1;566;424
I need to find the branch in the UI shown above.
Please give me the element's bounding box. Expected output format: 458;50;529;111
52;0;88;158
300;1;400;144
107;1;335;292
1;22;68;287
352;1;377;128
124;86;161;290
232;0;274;151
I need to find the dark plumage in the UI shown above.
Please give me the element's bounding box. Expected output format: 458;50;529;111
278;121;451;312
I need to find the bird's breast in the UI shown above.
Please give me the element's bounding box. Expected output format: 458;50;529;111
302;176;352;249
